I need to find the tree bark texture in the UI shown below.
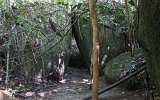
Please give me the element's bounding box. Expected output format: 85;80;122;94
125;0;132;56
138;0;160;90
89;0;100;100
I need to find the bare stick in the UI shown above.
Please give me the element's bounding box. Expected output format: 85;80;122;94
5;40;10;89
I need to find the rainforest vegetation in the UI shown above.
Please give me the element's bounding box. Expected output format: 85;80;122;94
0;0;160;100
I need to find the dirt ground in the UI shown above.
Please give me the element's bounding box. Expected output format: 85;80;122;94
11;67;149;100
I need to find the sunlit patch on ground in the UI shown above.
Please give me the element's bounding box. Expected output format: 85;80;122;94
59;79;66;83
71;78;91;84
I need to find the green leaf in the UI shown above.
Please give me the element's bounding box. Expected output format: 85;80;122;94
128;0;135;7
72;5;78;10
77;3;82;10
71;3;82;11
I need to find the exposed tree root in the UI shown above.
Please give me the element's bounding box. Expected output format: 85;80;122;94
82;62;146;100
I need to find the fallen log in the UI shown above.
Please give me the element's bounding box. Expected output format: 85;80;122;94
82;62;146;100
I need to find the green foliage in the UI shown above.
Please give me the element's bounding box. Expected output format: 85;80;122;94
0;1;71;79
71;0;138;69
128;0;136;7
0;0;4;7
96;1;127;37
71;3;82;11
97;0;137;37
0;0;139;83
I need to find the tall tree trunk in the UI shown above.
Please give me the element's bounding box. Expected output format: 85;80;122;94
89;0;100;100
125;0;132;56
138;0;160;90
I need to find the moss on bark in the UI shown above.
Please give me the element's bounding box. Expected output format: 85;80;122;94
138;0;160;90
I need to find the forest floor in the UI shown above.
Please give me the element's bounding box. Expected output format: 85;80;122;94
8;67;149;100
0;67;150;100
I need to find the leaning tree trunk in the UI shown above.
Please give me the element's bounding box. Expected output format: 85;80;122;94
138;0;160;90
89;0;100;100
